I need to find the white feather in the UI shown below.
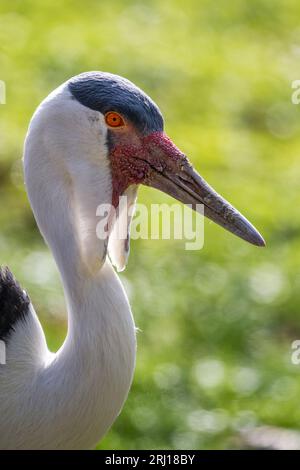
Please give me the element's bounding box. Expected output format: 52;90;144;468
0;84;136;449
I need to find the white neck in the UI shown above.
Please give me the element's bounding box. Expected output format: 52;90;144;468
39;260;136;450
19;87;137;449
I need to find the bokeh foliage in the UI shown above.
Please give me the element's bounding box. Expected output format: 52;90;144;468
1;0;300;449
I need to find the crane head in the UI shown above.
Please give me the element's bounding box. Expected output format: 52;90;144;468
25;71;265;273
69;72;265;248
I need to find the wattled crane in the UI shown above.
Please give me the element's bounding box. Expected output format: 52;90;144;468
0;72;264;449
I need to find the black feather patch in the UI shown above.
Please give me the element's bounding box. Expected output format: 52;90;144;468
0;267;30;341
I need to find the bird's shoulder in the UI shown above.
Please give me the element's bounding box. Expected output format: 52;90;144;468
0;267;30;341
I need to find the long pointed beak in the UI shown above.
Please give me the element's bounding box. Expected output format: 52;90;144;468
142;132;265;247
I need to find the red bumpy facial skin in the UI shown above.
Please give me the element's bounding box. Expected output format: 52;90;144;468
109;130;265;247
110;131;189;208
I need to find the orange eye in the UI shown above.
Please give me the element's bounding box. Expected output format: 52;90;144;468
105;112;125;128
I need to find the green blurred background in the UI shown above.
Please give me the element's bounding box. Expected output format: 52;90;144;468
1;0;300;449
